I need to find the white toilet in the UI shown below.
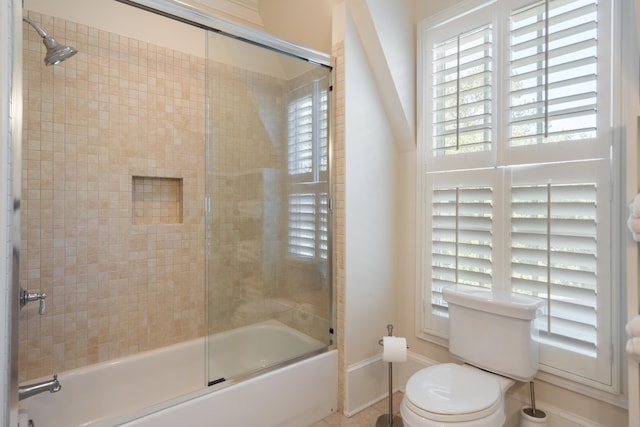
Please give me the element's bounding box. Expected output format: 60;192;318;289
401;284;545;427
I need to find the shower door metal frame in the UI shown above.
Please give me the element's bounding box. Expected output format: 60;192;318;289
3;0;23;425
115;0;332;68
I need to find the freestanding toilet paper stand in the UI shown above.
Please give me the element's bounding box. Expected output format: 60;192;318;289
376;324;404;427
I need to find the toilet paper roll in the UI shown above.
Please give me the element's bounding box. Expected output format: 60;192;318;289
626;315;640;337
627;337;640;360
631;194;640;217
382;336;407;363
628;216;640;233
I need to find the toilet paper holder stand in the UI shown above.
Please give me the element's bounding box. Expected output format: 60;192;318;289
376;324;407;427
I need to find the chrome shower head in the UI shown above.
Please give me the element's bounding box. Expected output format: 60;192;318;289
23;16;78;66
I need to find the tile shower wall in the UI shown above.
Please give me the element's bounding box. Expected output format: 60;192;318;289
206;59;331;344
19;11;206;381
332;40;346;413
206;60;285;334
20;11;334;383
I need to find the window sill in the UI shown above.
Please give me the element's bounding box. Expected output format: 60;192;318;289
535;370;627;410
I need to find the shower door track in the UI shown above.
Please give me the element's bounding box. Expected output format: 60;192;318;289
115;0;332;68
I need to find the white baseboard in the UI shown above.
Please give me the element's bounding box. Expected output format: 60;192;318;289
345;354;387;416
346;351;609;427
345;352;437;416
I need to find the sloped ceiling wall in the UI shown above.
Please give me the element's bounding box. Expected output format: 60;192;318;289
346;0;415;150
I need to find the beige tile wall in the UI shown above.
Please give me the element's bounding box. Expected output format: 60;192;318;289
205;59;285;333
20;11;206;381
332;40;346;413
206;56;332;344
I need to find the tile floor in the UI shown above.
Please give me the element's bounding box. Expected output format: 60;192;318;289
311;392;404;427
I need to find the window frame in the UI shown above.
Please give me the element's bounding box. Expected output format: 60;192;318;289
416;0;622;396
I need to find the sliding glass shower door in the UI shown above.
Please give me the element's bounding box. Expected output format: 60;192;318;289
205;30;332;385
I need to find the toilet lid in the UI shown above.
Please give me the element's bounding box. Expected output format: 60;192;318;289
405;364;502;422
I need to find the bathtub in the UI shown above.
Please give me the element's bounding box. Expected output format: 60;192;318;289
19;320;338;427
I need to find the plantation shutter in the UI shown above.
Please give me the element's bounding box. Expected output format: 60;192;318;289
317;88;329;259
429;184;494;318
288;193;316;257
288;94;313;176
319;193;329;260
287;192;328;259
287;80;329;260
510;182;598;356
319;90;328;174
509;0;598;147
420;0;614;388
432;24;493;157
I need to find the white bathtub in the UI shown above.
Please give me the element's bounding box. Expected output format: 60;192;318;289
208;319;328;381
19;320;338;427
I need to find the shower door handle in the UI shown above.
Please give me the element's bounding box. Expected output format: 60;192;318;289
20;288;46;315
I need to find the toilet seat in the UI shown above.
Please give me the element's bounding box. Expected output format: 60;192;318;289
404;363;503;423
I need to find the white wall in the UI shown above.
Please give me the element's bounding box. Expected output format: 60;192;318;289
342;6;399;412
364;0;414;138
338;0;416;414
259;0;338;53
343;3;397;369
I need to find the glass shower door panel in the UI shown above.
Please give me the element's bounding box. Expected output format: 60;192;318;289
205;31;332;385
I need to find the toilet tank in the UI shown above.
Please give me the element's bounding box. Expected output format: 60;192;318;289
443;284;545;382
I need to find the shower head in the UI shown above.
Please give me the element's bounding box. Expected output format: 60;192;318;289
23;16;78;66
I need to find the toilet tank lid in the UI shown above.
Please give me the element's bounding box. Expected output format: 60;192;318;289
443;284;545;320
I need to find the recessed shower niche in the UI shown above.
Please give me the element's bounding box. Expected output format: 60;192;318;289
132;176;184;225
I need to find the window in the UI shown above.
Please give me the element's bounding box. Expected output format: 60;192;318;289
432;24;493;156
510;182;599;356
287;78;329;259
509;0;598;147
288;192;328;259
418;0;615;390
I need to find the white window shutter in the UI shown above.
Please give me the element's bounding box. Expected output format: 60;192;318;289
319;90;329;174
509;0;598;153
509;159;612;385
288;193;317;257
288;94;314;176
287;80;329;260
431;185;494;316
510;182;598;356
432;24;494;157
287;192;329;260
319;192;329;260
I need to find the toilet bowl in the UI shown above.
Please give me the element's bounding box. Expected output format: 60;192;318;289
400;363;515;427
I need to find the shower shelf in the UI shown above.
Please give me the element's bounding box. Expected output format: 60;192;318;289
132;176;183;225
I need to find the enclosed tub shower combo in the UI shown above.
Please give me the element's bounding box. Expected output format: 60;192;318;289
14;1;336;426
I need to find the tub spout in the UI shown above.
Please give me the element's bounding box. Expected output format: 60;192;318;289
19;374;62;401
